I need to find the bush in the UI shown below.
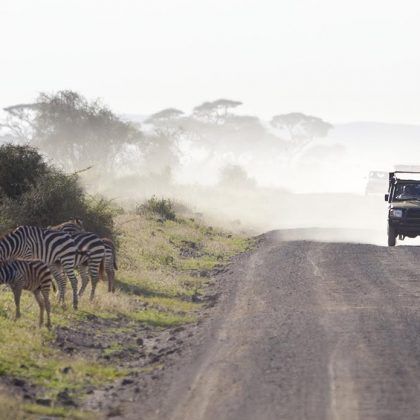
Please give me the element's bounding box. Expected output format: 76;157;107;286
0;144;117;238
218;164;256;189
0;144;48;199
136;196;176;221
82;196;122;239
0;171;85;228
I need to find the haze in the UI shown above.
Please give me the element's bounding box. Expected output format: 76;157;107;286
1;0;420;124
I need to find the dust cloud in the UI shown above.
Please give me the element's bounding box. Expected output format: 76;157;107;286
3;95;419;247
86;113;420;247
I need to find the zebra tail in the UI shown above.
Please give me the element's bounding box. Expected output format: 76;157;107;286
52;281;57;293
100;258;106;281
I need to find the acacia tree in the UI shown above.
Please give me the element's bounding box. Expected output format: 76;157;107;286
193;99;242;124
3;90;142;172
271;112;333;142
145;107;184;138
271;112;333;159
146;108;184;123
1;103;39;143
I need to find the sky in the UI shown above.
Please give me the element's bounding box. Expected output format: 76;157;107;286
1;0;420;124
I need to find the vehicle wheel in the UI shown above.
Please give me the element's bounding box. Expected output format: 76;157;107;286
388;224;396;246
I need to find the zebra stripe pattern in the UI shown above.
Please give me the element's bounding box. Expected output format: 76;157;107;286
0;260;54;328
0;225;79;309
49;221;106;300
51;220;117;294
71;232;105;300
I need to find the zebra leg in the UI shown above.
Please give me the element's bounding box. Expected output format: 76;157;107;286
41;289;52;329
78;265;90;297
34;289;45;327
88;260;102;301
12;287;22;320
63;266;79;310
49;266;67;308
107;269;115;293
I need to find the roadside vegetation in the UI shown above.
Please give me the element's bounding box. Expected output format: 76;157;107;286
0;187;248;417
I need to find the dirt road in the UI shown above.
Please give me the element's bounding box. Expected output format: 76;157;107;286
126;230;420;420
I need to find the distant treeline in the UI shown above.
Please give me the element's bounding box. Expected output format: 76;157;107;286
0;91;333;189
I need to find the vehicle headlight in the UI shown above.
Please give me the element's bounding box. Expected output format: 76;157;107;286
390;209;403;218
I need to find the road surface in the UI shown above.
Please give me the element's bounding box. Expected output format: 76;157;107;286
131;230;420;420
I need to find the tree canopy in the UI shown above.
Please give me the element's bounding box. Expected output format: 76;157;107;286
193;99;242;124
146;108;184;124
271;112;333;142
3;90;143;171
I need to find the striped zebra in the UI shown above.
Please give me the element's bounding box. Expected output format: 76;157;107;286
0;260;54;328
72;232;105;300
49;221;105;300
51;220;117;294
0;226;79;309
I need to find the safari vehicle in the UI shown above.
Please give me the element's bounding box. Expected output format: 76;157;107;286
365;171;388;195
385;171;420;246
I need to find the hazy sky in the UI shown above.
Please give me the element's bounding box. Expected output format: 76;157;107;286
1;0;419;123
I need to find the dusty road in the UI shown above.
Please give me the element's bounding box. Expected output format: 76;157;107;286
128;230;420;420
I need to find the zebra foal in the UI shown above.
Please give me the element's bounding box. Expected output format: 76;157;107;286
0;260;54;328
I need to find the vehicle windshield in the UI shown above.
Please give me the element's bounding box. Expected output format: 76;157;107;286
393;183;420;201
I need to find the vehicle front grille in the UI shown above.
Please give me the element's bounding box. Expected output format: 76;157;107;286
405;208;420;224
407;208;420;220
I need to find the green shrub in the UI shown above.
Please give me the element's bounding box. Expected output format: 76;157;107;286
0;170;85;229
0;143;116;238
136;196;176;221
0;144;48;199
82;196;122;239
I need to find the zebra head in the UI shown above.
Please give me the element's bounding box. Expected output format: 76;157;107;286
49;219;84;235
71;218;84;231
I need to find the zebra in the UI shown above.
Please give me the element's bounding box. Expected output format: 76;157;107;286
71;232;105;300
50;220;117;294
0;226;79;309
49;221;106;300
0;260;54;329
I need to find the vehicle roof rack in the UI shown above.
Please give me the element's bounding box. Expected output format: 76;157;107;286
389;171;420;184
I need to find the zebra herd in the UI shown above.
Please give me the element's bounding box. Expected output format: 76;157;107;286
0;219;117;329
